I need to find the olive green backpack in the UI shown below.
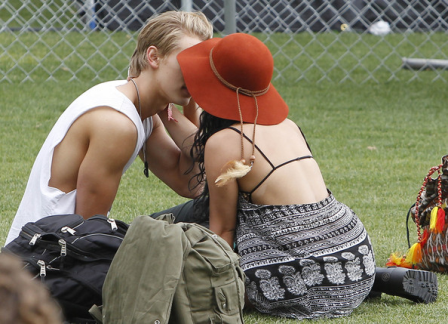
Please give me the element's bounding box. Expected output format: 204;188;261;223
90;214;245;324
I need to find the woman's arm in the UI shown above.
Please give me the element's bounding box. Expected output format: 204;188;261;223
181;99;202;127
204;132;241;247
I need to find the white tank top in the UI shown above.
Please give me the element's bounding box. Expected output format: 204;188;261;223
6;80;153;244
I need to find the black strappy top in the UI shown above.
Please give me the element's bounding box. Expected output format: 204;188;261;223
228;126;313;203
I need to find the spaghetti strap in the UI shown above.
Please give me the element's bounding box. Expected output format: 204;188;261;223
227;126;313;202
229;125;312;156
246;155;313;199
228;126;275;168
297;125;312;154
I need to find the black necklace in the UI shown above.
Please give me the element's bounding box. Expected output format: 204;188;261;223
129;78;149;178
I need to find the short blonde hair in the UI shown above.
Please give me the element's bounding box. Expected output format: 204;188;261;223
129;11;213;77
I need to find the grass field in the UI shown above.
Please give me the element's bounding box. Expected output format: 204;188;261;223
1;30;448;323
1;79;447;323
2;29;447;83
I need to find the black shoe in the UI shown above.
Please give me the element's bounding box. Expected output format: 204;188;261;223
373;267;438;304
401;268;438;303
364;289;382;300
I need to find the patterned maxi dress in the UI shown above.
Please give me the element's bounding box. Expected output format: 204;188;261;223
236;192;375;319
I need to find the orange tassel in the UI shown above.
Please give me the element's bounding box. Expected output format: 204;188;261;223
386;252;412;269
421;228;429;246
405;242;422;265
436;208;445;233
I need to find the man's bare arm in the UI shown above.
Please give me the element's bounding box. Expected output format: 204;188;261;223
51;108;137;219
145;112;201;198
76;109;137;218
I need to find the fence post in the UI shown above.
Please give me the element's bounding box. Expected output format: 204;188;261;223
181;0;193;12
224;0;236;35
85;0;97;30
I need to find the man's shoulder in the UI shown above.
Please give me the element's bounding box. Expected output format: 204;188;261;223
69;80;129;110
69;107;138;145
89;107;137;129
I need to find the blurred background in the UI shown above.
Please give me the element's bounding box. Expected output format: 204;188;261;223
1;0;447;83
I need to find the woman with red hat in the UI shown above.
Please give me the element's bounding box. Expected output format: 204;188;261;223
178;32;374;319
154;33;437;319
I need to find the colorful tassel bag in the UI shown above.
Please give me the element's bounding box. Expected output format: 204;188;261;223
388;155;448;272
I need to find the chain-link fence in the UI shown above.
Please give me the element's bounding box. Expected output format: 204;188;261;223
1;0;447;83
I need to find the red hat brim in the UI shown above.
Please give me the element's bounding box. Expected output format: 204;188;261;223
178;36;288;125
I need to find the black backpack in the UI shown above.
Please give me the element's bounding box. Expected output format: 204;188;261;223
1;214;128;323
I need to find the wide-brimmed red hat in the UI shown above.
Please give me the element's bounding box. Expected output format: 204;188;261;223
177;33;288;125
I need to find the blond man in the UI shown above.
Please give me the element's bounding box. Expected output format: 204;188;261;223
6;11;213;244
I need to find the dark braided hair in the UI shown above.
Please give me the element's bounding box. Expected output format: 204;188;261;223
188;110;236;223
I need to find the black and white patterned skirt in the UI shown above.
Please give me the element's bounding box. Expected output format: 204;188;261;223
236;193;375;320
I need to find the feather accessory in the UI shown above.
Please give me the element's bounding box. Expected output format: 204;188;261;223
215;159;252;187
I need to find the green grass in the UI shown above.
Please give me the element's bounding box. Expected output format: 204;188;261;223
1;24;448;322
1;28;447;83
1;0;86;30
1;78;448;323
264;31;448;83
2;0;448;84
0;31;136;82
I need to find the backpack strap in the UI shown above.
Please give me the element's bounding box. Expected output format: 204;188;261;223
88;305;103;324
183;225;208;247
406;203;415;249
